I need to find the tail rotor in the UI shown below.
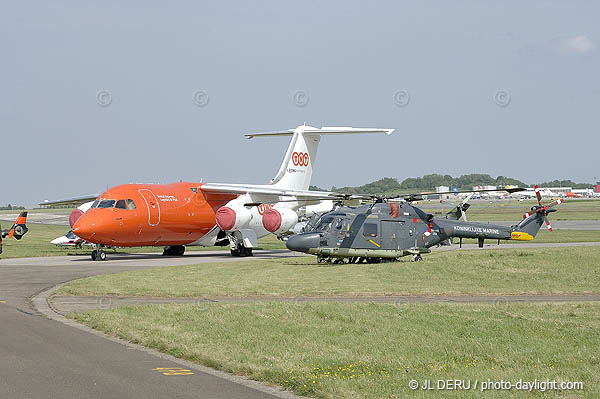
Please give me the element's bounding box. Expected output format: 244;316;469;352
522;185;564;232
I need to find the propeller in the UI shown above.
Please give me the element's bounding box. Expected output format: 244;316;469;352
522;185;564;232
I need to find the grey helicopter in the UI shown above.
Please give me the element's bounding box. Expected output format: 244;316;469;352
285;186;564;263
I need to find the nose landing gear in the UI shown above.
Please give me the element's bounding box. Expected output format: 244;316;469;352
91;245;107;261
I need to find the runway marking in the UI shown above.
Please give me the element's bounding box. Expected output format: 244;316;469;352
0;301;6;304
153;367;194;376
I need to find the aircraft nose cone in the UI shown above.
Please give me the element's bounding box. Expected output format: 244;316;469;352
286;232;321;253
72;215;95;241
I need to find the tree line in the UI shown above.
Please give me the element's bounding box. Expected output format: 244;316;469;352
310;174;593;195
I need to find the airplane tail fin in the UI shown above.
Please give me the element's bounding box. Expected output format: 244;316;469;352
8;211;28;240
245;125;393;191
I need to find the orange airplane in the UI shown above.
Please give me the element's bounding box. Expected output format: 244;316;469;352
46;125;393;260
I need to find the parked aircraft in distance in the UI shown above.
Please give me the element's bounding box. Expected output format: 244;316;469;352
44;125;393;260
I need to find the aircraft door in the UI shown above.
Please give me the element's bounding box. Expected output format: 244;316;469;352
381;221;407;249
139;189;160;226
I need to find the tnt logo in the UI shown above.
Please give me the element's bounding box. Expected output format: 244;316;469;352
257;203;275;215
291;152;309;167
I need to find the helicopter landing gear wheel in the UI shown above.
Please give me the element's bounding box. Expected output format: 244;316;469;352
413;254;423;262
99;250;106;261
91;250;97;261
333;259;345;265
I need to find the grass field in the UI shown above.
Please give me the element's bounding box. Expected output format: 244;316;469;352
56;246;600;297
71;301;599;398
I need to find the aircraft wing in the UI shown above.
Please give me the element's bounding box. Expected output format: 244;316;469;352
200;183;362;204
39;194;99;208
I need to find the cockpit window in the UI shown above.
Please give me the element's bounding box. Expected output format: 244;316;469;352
315;216;334;232
363;223;378;237
91;200;99;208
115;200;127;209
97;200;116;208
66;230;76;239
127;199;136;210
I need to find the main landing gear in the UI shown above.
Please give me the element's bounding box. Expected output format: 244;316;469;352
412;254;423;262
228;233;253;257
91;245;106;261
230;243;253;257
162;245;186;256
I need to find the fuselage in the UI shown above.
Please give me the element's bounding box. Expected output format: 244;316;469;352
72;182;236;247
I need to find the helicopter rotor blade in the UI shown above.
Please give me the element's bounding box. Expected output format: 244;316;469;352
544;215;553;232
534;185;543;207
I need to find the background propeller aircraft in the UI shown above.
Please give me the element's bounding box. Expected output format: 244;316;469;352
284;186;567;263
44;125;393;260
0;212;29;256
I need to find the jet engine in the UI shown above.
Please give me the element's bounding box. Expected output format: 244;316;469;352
69;209;84;228
262;208;298;234
215;206;252;231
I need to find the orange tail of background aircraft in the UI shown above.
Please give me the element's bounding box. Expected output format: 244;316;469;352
0;211;29;255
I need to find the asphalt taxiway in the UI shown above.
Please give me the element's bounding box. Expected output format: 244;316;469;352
0;250;303;399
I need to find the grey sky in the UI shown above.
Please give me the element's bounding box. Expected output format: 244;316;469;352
2;1;599;206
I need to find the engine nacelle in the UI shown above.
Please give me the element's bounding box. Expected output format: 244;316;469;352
262;208;299;234
69;201;95;228
69;209;84;228
215;206;252;232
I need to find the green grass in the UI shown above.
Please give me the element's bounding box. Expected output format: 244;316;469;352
0;223;286;259
55;246;600;297
71;301;599;398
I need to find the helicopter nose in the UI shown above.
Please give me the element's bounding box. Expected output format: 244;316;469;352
286;232;321;253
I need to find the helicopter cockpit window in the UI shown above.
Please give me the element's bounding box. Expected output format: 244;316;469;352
363;223;378;237
91;200;99;208
66;230;76;239
115;200;127;209
127;199;137;210
335;218;343;230
315;216;334;232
